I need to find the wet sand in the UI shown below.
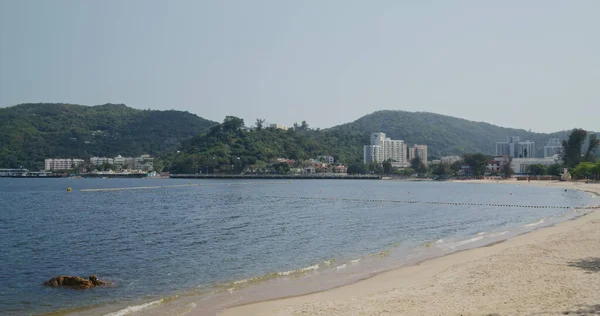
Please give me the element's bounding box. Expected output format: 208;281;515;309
218;180;600;316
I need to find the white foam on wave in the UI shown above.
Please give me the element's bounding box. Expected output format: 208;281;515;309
336;264;347;270
523;218;545;227
437;236;484;250
232;279;249;285
277;264;319;276
103;298;165;316
350;258;361;264
486;231;509;238
435;239;444;244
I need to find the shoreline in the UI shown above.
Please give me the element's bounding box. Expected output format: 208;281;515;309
217;180;600;316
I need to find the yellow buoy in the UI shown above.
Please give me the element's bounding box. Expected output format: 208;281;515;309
66;187;72;192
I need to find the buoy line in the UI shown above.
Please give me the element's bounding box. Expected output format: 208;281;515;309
79;181;291;192
262;195;600;210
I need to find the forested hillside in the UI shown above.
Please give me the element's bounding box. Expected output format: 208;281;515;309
2;104;596;172
330;110;585;158
165;117;364;174
0;103;217;169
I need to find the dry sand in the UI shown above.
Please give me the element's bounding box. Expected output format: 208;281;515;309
219;180;600;316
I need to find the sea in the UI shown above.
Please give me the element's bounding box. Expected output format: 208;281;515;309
0;178;598;316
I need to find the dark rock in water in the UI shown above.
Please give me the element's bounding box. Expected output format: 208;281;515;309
43;275;107;289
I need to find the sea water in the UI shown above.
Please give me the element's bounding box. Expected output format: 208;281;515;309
0;178;597;315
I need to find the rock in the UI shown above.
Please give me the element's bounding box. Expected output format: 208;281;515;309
43;275;107;289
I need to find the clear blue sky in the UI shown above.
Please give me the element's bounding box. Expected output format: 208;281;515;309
1;0;598;133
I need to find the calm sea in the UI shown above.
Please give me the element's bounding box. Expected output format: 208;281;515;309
0;178;597;315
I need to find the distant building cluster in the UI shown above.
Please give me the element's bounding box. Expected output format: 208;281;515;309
44;155;154;171
90;155;154;171
495;136;535;158
488;136;563;175
44;158;85;171
363;132;427;167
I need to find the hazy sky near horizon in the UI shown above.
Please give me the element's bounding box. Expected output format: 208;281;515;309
1;1;599;133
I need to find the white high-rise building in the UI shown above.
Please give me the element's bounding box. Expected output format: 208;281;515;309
544;138;563;158
363;145;383;164
370;132;386;148
383;138;405;163
495;136;536;158
364;132;409;165
517;141;535;158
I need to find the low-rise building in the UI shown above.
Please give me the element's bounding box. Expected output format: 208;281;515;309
90;157;114;166
511;157;559;174
486;156;510;173
441;155;462;165
269;124;288;130
318;156;335;164
333;165;348;174
45;158;84;171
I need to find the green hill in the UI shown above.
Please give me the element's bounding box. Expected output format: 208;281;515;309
0;103;217;169
165;117;364;174
329;110;585;158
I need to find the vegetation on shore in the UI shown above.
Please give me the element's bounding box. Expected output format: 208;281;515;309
0;103;217;169
1;104;599;177
163;116;363;174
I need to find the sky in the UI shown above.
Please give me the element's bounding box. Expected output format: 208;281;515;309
1;1;599;133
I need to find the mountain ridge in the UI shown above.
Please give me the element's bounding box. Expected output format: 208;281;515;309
328;109;586;158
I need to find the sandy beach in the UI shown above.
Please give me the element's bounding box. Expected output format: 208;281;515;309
219;180;600;316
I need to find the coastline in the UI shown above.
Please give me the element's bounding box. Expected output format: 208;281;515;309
217;180;600;316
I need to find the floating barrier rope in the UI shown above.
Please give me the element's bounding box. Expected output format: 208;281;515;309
262;195;600;210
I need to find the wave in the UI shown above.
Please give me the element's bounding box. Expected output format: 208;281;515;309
278;264;319;276
523;218;545;227
437;236;484;250
103;298;164;316
486;231;509;238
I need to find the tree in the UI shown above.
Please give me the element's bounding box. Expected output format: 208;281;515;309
271;162;290;174
382;159;393;174
255;118;265;130
592;161;600;180
546;164;562;177
432;163;451;177
300;120;309;131
562;129;587;168
584;134;599;162
572;162;594;179
222;116;245;132
463;153;489;177
410;157;427;175
368;161;383;174
347;162;367;174
527;164;546;176
502;158;514;178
